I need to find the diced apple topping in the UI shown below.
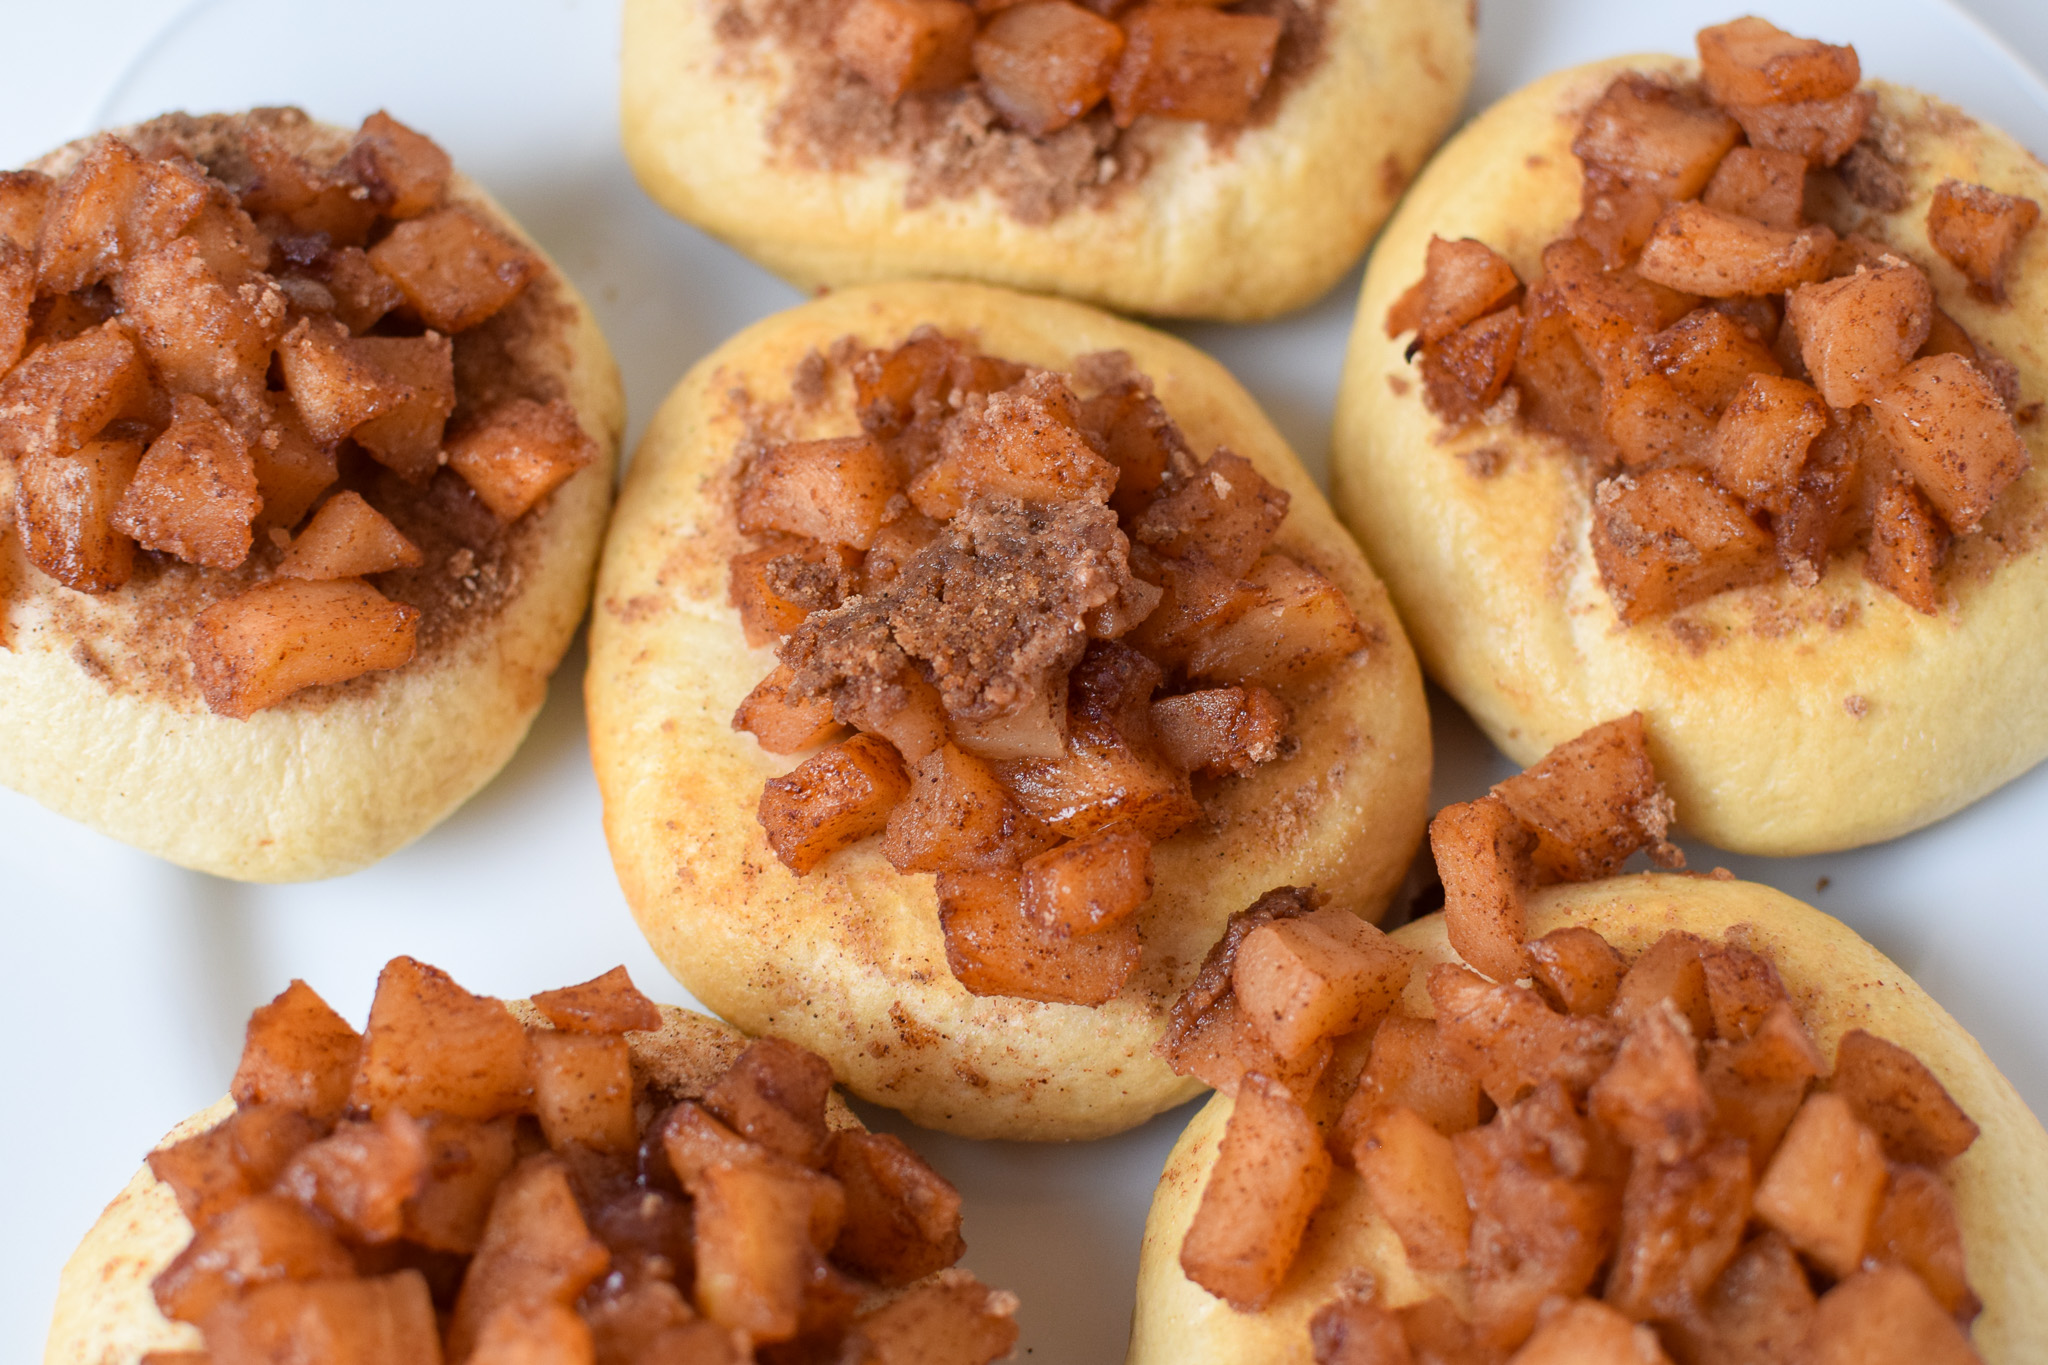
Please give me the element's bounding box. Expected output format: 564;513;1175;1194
1830;1028;1980;1166
1804;1264;1983;1365
1591;467;1777;623
1753;1091;1889;1279
111;394;261;570
278;491;424;579
939;867;1141;1004
1927;179;2040;304
971;1;1126;136
446;397;598;521
741;435;901;549
1702;145;1809;229
189;577;420;718
834;0;978;99
1181;1072;1332;1311
367;203;536;332
1108;6;1280;128
1867;353;2030;534
759;734;913;874
15;437;143;593
1697;17;1860;107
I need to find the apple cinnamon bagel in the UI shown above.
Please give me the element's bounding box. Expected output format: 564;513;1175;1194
587;281;1430;1140
619;0;1473;320
1330;18;2048;856
0;109;623;881
1129;720;2048;1363
47;961;1020;1365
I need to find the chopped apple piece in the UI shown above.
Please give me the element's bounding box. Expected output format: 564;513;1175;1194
1701;145;1811;229
692;1157;834;1343
658;1102;760;1189
828;1130;967;1286
1697;17;1860;106
1605;1138;1753;1322
351;333;455;481
1132;449;1288;578
531;965;661;1034
1354;1106;1469;1272
348;111;453;219
1753;1092;1888;1278
35;137;151;293
1591;468;1777;622
146;1105;326;1229
0;242;30;371
403;1116;519;1254
1180;1073;1332;1311
0;169;51;253
1185;553;1366;693
1589;1000;1710;1164
1535;237;1695;381
704;1037;835;1168
204;1272;442;1365
1514;275;1613;452
279;491;424;579
1611;930;1714;1039
1700;941;1789;1041
1306;1291;1408;1365
1679;1232;1815;1363
1337;1016;1485;1148
1645;306;1781;415
735;665;845;755
117;236;283;420
911;376;1116;517
1404;236;1526;345
190;577;420;718
368;204;537;332
1511;1298;1672;1364
881;741;1019;874
1727;91;1876;167
1422;306;1523;423
230;978;361;1122
839;1270;1019;1365
1572;74;1741;203
833;0;978;98
446;398;599;522
1785;260;1936;408
938;868;1141;1004
1108;6;1281;127
251;398;338;532
1492;713;1674;883
1713;373;1829;516
739;435;900;550
1078;376;1184;517
1636;203;1835;297
1868;353;2029;534
1231;907;1414;1060
1927;178;2040;304
15;437;142;593
1576;168;1668;269
449;1155;611;1360
1866;475;1950;615
1429;965;1618;1107
0;318;150;463
1430;795;1533;985
278;315;413;445
728;538;856;648
1021;823;1153;935
758;734;912;874
1804;1265;1982;1365
1149;685;1288;777
151;1193;354;1325
1831;1028;1980;1167
109;394;260;570
468;1301;592;1365
274;1112;431;1244
971;1;1125;136
1525;926;1626;1017
531;1030;637;1154
1702;1000;1826;1170
1600;364;1714;469
1868;1164;1980;1321
348;955;532;1121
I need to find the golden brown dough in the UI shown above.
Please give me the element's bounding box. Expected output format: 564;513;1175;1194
587;280;1431;1139
0;116;624;882
620;0;1474;321
41;1006;857;1364
1331;58;2048;856
1128;873;2048;1364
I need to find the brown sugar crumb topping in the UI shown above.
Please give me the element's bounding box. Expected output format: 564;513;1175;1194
1165;719;1985;1363
144;960;1019;1363
1386;17;2038;623
727;328;1370;1006
0;109;597;717
718;0;1328;225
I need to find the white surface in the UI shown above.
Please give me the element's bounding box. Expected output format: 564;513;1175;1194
2;1;2045;1359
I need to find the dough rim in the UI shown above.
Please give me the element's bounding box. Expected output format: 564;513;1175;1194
586;279;1432;1141
1127;872;2048;1365
1329;56;2048;857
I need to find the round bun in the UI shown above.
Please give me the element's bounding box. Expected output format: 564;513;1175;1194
43;1006;858;1363
0;113;624;883
619;0;1474;321
1128;873;2048;1364
587;280;1431;1140
1329;58;2048;856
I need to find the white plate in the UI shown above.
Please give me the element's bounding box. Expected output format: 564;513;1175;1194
3;0;2046;1357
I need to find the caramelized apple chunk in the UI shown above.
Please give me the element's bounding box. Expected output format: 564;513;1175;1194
1184;553;1366;693
971;1;1125;136
1610;930;1715;1039
1402;236;1526;346
1785;259;1935;407
1702;1000;1826;1168
531;965;662;1034
347;111;453;220
1701;144;1810;230
1867;353;2030;534
1108;6;1281;128
446;398;599;522
938;868;1141;1004
1131;448;1288;577
205;1273;442;1365
839;1271;1019;1365
1865;475;1950;614
274;1112;431;1244
0;241;31;371
1337;1015;1485;1146
1927;178;2040;304
531;1030;638;1154
740;435;900;550
833;0;977;99
351;332;455;480
1712;373;1829;515
1525;926;1627;1017
151;1194;354;1325
1572;75;1741;204
109;394;261;570
189;578;420;718
349;955;533;1121
1422;306;1523;423
1429;795;1533;985
1231;907;1414;1061
1590;468;1777;622
1868;1163;1980;1321
405;1116;520;1254
279;491;424;579
147;1106;328;1229
1727;90;1876;168
1753;1091;1889;1279
1149;685;1288;777
1354;1106;1470;1272
1181;1073;1332;1311
15;437;143;593
0;318;150;463
759;733;913;874
367;204;537;332
1696;17;1860;106
231;979;362;1122
1804;1264;1983;1365
1429;965;1618;1107
1831;1028;1980;1167
1492;713;1677;882
250;399;338;532
1588;1000;1709;1164
448;1155;612;1359
1635;203;1835;297
1020;822;1153;935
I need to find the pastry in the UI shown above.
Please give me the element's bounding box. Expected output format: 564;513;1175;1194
46;960;1019;1364
0;109;623;881
1130;717;2048;1362
619;0;1474;320
587;279;1430;1139
1330;18;2048;855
